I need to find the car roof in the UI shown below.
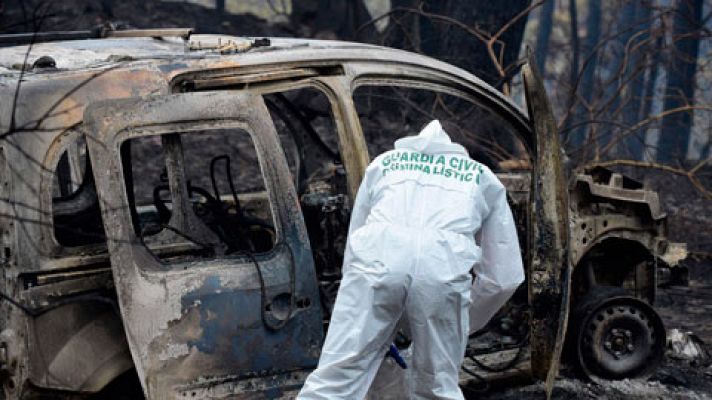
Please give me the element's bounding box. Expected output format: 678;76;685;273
0;34;526;114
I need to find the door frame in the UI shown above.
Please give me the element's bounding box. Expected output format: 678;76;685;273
84;90;323;398
522;58;572;394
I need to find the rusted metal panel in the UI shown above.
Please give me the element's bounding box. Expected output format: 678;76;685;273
319;76;371;198
83;91;323;399
575;173;665;220
0;28;192;46
0;67;168;278
568;214;659;265
522;59;571;397
189;68;320;90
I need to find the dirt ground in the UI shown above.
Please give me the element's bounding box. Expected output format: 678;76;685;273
470;283;712;400
462;261;712;399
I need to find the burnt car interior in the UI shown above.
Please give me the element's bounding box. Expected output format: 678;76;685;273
52;129;276;259
265;87;349;319
265;82;534;362
120;129;275;262
52;138;106;248
49;78;536;367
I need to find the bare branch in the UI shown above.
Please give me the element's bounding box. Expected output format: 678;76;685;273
600;105;712;157
584;158;712;199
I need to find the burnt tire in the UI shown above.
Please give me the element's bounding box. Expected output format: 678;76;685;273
569;286;665;381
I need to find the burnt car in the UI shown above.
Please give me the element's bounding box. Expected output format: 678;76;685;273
0;29;686;399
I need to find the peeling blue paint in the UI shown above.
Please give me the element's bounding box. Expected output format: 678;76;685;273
264;387;282;399
180;270;321;377
158;62;188;73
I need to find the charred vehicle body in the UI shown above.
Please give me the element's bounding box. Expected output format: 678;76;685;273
0;29;686;398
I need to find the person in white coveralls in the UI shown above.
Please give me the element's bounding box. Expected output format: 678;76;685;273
297;120;524;399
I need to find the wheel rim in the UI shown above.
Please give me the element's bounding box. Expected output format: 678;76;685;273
577;296;665;380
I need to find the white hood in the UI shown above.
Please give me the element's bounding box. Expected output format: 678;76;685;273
394;120;468;155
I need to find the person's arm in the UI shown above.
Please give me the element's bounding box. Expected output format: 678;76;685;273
469;170;525;333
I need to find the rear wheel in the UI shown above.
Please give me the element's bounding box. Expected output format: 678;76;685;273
571;286;665;381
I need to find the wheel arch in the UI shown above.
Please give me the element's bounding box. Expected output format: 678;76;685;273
572;235;657;304
26;300;133;394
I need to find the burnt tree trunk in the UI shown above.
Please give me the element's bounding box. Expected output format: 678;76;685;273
568;0;579;88
291;0;371;39
384;0;533;89
620;2;652;159
571;0;602;152
379;0;421;50
639;35;663;159
599;0;638;154
575;0;639;159
535;0;556;76
563;0;579;135
657;0;703;163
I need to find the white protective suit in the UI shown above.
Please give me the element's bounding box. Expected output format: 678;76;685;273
297;120;524;400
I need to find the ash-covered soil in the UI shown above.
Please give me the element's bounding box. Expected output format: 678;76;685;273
471;326;712;399
475;368;712;400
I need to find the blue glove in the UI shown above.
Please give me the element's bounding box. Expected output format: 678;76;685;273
386;343;408;369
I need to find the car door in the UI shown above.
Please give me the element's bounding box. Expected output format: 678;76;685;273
522;59;572;396
83;91;323;399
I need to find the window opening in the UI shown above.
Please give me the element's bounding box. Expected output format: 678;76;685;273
264;87;348;320
121;128;276;264
52;136;106;247
353;85;530;170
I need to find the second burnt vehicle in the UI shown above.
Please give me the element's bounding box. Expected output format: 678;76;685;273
0;28;687;399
